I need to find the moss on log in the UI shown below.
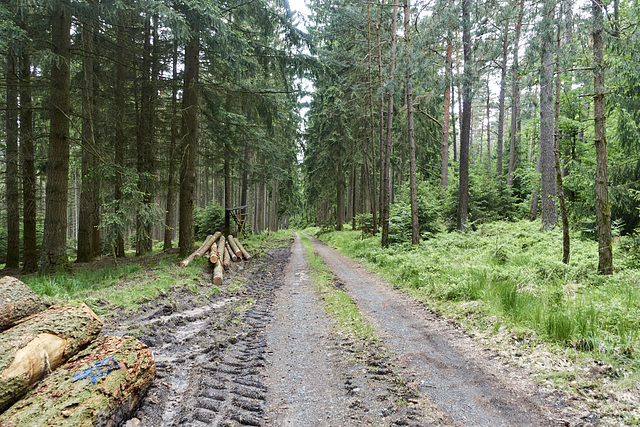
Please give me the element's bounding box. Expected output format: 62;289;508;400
0;276;47;332
0;335;155;427
0;303;103;411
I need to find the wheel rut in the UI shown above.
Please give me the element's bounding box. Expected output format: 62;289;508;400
306;234;582;427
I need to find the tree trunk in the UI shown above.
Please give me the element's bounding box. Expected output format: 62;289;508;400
164;39;179;251
404;0;419;245
77;19;99;263
0;277;46;332
227;235;242;258
540;1;558;231
457;0;472;231
113;13;126;258
485;79;491;174
234;236;252;260
336;162;345;231
593;0;612;274
20;46;37;273
507;0;525;187
42;1;72;273
0;304;103;412
377;0;385;232
555;24;570;264
5;47;20;269
178;35;200;257
366;0;378;232
0;336;155;427
381;0;399;248
214;259;224;286
496;18;509;182
442;36;452;191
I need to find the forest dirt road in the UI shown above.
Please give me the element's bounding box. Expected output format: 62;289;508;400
103;233;587;426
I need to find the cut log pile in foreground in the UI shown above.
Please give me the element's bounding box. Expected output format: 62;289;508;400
0;277;155;426
179;233;253;286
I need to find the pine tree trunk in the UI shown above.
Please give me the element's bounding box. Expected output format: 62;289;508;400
555;25;570;264
336;162;345;231
540;1;558;231
5;47;20;269
593;0;612;274
366;1;378;232
381;0;399;248
20;45;37;273
113;13;126;258
507;0;524;187
404;0;419;245
0;277;46;332
42;1;72;273
457;0;472;231
178;35;199;257
77;20;98;263
442;37;452;191
496;18;509;182
485;79;491;174
164;39;179;251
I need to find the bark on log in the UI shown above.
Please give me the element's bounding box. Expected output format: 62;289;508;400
225;242;238;262
0;276;47;332
194;234;216;259
217;235;226;263
223;246;232;269
0;303;103;412
0;335;155;427
227;235;242;258
233;237;252;261
213;259;224;286
209;242;219;264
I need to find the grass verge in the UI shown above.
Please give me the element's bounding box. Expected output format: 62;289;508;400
300;233;376;341
309;220;640;425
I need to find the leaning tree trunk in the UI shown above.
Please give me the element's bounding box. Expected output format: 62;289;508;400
381;0;399;248
42;0;72;273
593;0;612;274
0;336;155;427
0;304;103;412
5;46;20;269
178;35;200;257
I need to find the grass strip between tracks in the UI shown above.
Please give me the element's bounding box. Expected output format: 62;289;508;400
300;234;376;342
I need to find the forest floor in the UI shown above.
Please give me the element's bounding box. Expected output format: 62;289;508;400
89;233;599;426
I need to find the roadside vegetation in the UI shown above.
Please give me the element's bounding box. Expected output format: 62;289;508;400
300;234;376;341
19;230;295;316
307;220;640;424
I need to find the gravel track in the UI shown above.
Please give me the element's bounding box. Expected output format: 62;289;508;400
306;234;582;427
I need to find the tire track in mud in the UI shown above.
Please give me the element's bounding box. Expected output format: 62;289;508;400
307;234;578;427
108;248;290;427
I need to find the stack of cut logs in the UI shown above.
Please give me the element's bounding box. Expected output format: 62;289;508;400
0;276;155;426
179;232;252;286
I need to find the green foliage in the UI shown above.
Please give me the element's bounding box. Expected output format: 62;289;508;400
388;181;444;244
194;203;225;240
355;213;375;237
443;167;517;230
317;221;640;376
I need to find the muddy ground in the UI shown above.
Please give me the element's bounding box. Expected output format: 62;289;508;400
100;235;596;426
